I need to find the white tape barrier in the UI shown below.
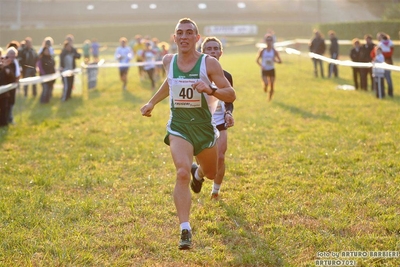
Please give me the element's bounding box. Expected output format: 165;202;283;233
0;60;163;94
0;68;81;95
81;60;163;69
256;39;400;49
263;39;400;72
308;52;400;71
0;83;18;95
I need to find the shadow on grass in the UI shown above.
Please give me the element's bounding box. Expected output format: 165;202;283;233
0;126;9;146
22;94;84;124
274;101;337;122
87;88;102;100
216;200;287;266
384;94;400;105
55;96;84;120
329;77;351;85
27;98;55;123
122;89;144;105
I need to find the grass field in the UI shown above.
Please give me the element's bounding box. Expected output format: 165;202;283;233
0;44;399;267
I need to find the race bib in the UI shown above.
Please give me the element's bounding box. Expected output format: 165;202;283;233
172;80;202;108
265;59;273;66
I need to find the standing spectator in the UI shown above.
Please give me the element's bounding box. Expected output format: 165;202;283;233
37;46;56;103
151;38;163;80
359;34;375;91
64;34;81;62
378;33;394;97
6;42;21;64
0;49;16;127
350;38;362;90
133;35;146;81
64;34;81;61
65;34;74;46
115;37;133;91
37;38;54;99
256;34;282;101
38;37;55;56
6;42;21;125
82;39;91;64
372;46;385;99
309;30;326;78
328;30;339;78
91;38;100;62
17;40;26;67
142;42;157;90
59;40;80;101
19;37;38;97
0;48;7;126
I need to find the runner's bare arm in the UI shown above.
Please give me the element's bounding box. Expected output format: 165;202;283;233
140;78;169;117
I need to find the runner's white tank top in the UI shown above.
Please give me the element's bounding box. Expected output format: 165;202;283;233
167;54;218;117
261;48;275;71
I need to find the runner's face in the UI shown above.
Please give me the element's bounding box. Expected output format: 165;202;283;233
174;23;199;52
202;41;222;60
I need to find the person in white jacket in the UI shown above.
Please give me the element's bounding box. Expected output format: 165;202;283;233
372;46;385;99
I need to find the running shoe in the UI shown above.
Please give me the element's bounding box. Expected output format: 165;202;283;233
190;163;203;193
178;229;192;250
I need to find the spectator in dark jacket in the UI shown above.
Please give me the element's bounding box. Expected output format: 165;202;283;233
37;46;56;103
19;37;38;97
0;49;16;127
59;40;81;101
328;30;339;78
309;30;326;78
350;38;362;90
359;34;375;91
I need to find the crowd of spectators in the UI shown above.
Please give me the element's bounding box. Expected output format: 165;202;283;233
0;33;178;127
0;34;80;127
310;30;395;98
349;32;394;98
